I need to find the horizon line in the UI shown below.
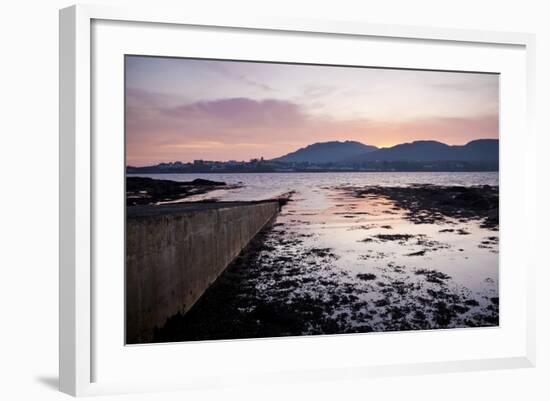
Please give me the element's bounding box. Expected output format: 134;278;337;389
126;137;498;167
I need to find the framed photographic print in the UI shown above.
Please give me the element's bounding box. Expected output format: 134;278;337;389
59;4;536;396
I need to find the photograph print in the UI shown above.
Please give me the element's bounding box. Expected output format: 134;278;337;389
125;56;499;344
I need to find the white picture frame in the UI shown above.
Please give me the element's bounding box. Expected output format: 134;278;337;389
59;4;536;397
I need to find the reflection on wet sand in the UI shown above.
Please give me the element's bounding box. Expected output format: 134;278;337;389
153;182;499;342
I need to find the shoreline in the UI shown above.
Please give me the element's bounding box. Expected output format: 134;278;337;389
147;182;499;342
127;169;500;175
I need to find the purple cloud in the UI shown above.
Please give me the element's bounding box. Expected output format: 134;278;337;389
160;97;307;128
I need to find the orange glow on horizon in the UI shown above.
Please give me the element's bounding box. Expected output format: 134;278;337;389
125;56;499;166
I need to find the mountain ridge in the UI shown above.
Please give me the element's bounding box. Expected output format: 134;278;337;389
271;140;378;163
272;139;498;164
127;138;499;173
348;139;498;163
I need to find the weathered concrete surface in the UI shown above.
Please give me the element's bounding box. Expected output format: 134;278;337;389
126;201;280;344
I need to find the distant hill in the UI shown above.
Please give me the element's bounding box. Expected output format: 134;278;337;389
349;139;498;163
272;140;378;163
458;139;499;161
127;138;499;174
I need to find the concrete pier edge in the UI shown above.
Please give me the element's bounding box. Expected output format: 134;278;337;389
126;200;280;344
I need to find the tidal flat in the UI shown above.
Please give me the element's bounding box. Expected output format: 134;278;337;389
149;174;499;342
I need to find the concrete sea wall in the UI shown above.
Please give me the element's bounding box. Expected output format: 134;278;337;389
126;201;280;344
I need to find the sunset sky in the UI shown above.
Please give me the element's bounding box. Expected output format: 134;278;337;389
125;56;499;166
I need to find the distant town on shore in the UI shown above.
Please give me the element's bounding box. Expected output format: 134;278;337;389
127;139;499;174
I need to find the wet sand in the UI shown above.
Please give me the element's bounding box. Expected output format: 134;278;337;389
152;183;499;342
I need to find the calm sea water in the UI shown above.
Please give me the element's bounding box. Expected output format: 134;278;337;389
129;171;498;202
130;172;499;332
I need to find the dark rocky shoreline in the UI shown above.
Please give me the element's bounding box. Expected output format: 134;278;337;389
153;219;498;342
346;184;499;229
152;184;499;342
126;176;230;206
